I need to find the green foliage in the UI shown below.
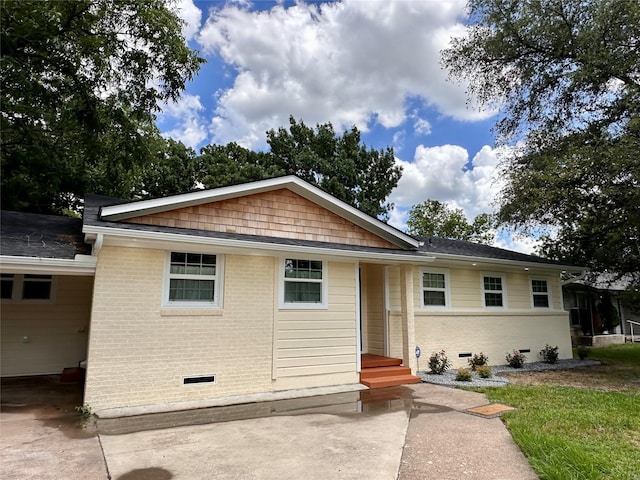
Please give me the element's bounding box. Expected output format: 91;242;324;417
476;365;492;378
455;368;473;381
266;117;402;219
576;346;591;360
442;0;640;289
505;350;526;368
406;200;495;244
75;403;92;420
468;352;489;370
0;0;204;213
539;344;559;364
480;385;640;479
428;350;452;375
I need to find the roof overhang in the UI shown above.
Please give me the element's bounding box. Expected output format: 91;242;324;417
83;225;435;265
429;252;584;274
98;176;419;250
0;255;97;275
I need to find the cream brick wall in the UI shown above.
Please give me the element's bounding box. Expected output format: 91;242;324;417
414;312;572;368
1;275;93;376
85;246;276;412
386;265;571;370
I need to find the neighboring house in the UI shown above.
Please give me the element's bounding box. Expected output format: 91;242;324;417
563;274;640;343
1;176;581;415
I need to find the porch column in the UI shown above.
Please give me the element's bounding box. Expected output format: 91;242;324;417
399;264;418;373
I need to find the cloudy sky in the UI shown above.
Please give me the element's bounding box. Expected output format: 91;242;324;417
159;0;537;253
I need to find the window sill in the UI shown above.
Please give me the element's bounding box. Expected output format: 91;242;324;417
161;308;224;317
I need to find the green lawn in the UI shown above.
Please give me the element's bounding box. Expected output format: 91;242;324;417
475;344;640;480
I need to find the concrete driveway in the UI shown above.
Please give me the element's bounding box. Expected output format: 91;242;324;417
1;377;538;480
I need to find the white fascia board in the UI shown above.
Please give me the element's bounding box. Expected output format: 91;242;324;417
432;252;584;273
0;255;97;275
84;225;434;264
99;176;419;250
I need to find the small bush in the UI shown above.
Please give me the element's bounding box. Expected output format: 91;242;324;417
468;352;489;370
540;344;559;364
577;346;590;360
476;365;493;378
428;350;452;375
506;350;526;368
455;368;473;381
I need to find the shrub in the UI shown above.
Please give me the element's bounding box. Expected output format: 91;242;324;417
540;344;559;364
468;352;489;370
455;368;473;381
476;365;493;378
506;350;526;368
577;346;590;360
428;349;452;375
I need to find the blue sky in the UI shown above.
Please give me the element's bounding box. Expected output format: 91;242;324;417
158;0;537;253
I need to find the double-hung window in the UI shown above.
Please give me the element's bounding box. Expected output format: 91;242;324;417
483;274;505;308
166;252;221;307
1;274;55;303
281;258;326;308
421;269;450;309
531;278;550;308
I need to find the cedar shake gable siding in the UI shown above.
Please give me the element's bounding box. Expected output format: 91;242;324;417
122;189;397;249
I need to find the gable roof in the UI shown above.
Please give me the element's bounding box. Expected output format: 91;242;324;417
98;176;420;250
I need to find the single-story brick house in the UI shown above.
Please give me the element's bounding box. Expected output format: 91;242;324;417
1;176;581;415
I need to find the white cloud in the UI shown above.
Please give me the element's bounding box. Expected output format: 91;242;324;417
389;144;503;220
196;0;495;149
159;94;208;148
413;117;432;136
171;0;203;41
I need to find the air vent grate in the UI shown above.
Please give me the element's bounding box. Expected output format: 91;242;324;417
183;375;216;385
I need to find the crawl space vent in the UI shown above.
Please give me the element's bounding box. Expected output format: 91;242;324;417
183;375;216;385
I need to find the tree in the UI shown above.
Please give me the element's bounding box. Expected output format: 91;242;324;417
406;200;495;244
1;0;204;213
266;117;402;218
197;143;283;190
442;0;640;286
135;139;202;198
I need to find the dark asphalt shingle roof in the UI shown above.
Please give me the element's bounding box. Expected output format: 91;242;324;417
84;194;567;267
0;211;90;259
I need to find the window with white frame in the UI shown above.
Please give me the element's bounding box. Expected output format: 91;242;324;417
166;252;221;306
281;258;326;307
421;269;450;308
1;274;55;302
483;274;505;307
531;278;550;308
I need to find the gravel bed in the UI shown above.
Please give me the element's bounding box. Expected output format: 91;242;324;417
419;359;601;388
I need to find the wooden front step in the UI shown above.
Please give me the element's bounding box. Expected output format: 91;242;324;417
360;354;422;389
361;374;422;389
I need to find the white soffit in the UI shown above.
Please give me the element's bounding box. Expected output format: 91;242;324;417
99;176;419;249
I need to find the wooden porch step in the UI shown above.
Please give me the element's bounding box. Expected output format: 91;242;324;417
360;365;413;380
361;374;422;389
361;354;403;369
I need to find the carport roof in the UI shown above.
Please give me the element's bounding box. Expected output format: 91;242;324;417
0;211;90;259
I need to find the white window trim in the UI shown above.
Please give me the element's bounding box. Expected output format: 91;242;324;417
481;272;507;309
420;267;451;310
0;274;57;304
530;276;552;309
278;257;328;310
162;252;224;308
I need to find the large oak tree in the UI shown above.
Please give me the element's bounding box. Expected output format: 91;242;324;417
442;0;640;286
1;0;204;213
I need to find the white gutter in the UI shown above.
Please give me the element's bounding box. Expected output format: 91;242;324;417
430;251;583;272
0;254;97;275
83;225;435;264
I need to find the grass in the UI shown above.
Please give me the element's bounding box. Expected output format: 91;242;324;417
474;343;640;480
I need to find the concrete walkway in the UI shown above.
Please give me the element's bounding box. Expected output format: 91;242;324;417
1;379;538;479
